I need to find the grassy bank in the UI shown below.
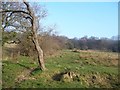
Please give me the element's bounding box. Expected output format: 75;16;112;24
2;50;119;88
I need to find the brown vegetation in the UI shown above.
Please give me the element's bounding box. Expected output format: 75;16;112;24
78;50;118;67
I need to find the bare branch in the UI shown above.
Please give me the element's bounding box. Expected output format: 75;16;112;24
1;10;29;15
23;1;34;25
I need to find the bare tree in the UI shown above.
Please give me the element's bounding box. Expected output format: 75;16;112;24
1;1;46;70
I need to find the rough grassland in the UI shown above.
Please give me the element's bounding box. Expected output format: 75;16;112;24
2;50;119;88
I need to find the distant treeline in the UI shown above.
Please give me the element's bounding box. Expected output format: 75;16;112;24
2;31;119;58
65;36;120;52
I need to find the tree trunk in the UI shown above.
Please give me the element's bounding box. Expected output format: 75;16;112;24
33;37;46;71
32;17;46;71
23;1;46;71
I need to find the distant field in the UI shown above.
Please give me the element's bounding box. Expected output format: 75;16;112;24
2;50;119;88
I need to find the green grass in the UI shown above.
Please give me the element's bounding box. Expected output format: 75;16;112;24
2;50;119;88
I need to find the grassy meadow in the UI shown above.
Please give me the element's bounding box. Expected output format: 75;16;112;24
2;49;119;88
